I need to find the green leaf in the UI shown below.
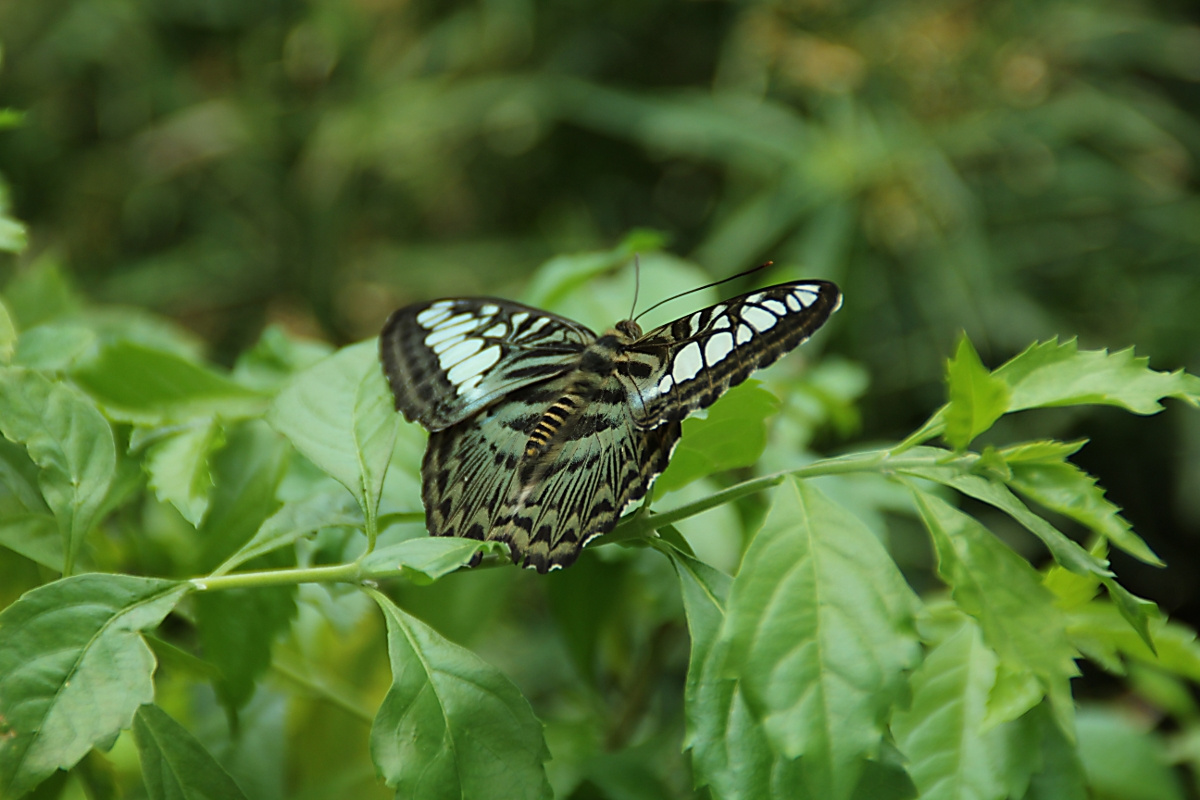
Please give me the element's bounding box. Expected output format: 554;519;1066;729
720;478;920;800
0;575;189;798
0;296;15;364
909;487;1079;734
71;341;269;425
132;704;249;800
367;590;552;800
143;418;227;527
215;489;363;575
0;513;61;569
193;422;292;710
0;217;26;254
231;324;334;393
1023;702;1087;800
1066;601;1200;683
1006;455;1160;565
892;620;1009;800
671;540;917;800
12;322;96;371
360;536;508;584
1075;706;1184;800
666;548;731;751
520;230;667;312
994;338;1200;415
655;381;780;494
666;545;806;797
896;448;1109;578
0;367;117;573
268;340;400;540
943;334;1011;451
1;257;79;329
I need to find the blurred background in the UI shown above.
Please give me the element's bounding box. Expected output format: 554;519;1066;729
1;0;1199;742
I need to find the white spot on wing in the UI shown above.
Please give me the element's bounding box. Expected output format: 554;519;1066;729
785;294;802;312
482;323;508;337
687;313;703;336
480;304;500;315
510;311;529;328
526;317;550;335
741;306;777;332
704;332;735;365
425;316;480;346
447;345;502;391
672;341;704;383
437;337;484;369
795;288;820;307
458;373;483;394
764;299;788;315
711;315;732;330
737;324;753;344
658;374;674;394
416;306;452;327
431;335;464;354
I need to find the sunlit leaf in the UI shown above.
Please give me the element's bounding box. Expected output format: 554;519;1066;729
720;478;920;800
268;340;400;537
11;322;96;371
360;537;509;584
892;620;1009;800
995;338;1200;414
143;417;226;527
0;575;189;798
943;334;1010;451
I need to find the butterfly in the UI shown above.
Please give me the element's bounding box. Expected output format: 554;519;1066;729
379;272;842;573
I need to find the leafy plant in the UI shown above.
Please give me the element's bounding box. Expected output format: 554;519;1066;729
1;243;1199;799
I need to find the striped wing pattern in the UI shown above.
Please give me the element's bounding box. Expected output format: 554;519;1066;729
380;277;841;572
423;378;681;573
380;297;593;431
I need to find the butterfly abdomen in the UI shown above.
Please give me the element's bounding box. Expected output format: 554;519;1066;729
521;333;628;460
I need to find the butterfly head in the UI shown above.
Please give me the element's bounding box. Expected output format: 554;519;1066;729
614;319;642;341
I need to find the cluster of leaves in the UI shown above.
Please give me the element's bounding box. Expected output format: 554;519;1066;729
2;243;1200;799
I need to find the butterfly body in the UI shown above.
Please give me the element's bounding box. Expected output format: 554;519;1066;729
381;277;841;572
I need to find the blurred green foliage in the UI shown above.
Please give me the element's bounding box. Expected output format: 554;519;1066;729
1;1;1199;795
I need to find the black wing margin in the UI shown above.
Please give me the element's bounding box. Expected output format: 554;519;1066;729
621;280;842;429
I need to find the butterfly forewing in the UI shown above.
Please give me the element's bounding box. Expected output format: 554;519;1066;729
380;297;595;431
621;280;842;428
380;274;841;573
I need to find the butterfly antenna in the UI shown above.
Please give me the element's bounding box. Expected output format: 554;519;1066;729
627;254;642;321
633;261;773;324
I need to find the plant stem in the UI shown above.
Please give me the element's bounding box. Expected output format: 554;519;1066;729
191;561;362;592
190;446;950;591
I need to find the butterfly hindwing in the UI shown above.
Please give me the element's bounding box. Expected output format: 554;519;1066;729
423;374;682;572
621;280;842;428
380;297;595;431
